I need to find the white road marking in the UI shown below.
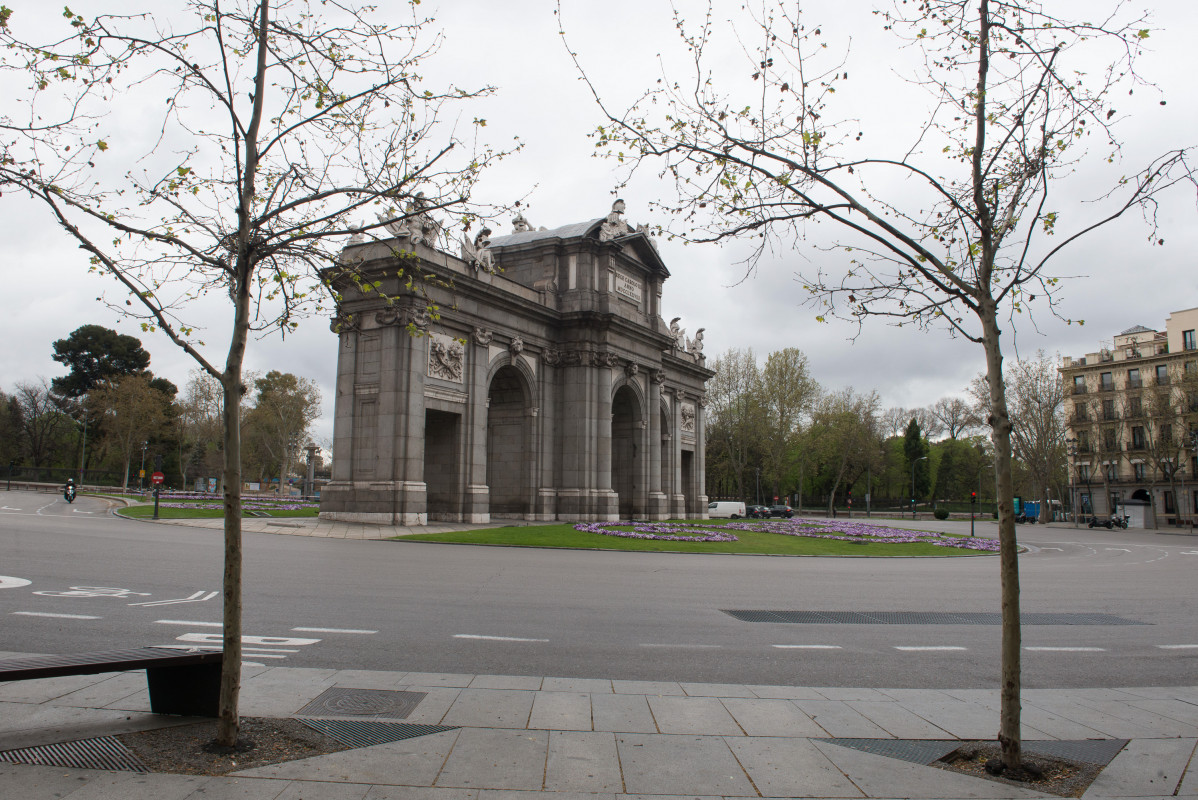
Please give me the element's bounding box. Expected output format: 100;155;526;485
130;591;218;607
156;620;223;627
1;506;22;511
0;576;32;589
34;586;150;598
454;634;549;643
243;662;266;667
1041;547;1064;551
71;509;95;514
13;611;101;620
894;646;968;651
292;627;378;634
244;648;300;653
1026;646;1105;652
638;643;722;649
1157;644;1198;650
1181;551;1198;556
236;652;289;659
1105;548;1131;552
176;633;320;646
773;644;842;650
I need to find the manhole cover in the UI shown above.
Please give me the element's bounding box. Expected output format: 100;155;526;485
296;687;426;719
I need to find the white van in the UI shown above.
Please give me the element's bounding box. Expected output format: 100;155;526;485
707;501;746;519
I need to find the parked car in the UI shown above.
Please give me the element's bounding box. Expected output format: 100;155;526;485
769;504;794;518
746;504;770;519
708;501;747;519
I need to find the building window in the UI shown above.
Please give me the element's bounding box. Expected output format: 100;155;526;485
1073;375;1087;394
1186;360;1197;375
1109;492;1120;512
1184;329;1196;351
1102;399;1116;421
1156;364;1170;385
1079;464;1091;482
1161;423;1172;443
1131;426;1146;449
1133;462;1146;481
1105;462;1118;481
1164;491;1176;514
1100;372;1114;391
1127;368;1141;388
1073;402;1088;422
1128;396;1142;417
1103;428;1117;452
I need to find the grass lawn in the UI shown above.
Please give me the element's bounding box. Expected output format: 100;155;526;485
397;520;994;557
118;502;319;519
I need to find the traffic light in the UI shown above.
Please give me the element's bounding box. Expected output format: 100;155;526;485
970;491;977;504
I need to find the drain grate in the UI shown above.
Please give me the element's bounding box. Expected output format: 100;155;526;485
295;687;426;719
821;738;1128;767
300;719;458;748
0;735;147;772
820;738;961;765
723;610;1146;625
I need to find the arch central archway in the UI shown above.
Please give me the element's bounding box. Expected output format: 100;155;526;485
612;384;644;518
487;364;531;518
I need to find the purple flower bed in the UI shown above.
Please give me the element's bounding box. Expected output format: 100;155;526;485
573;521;739;542
574;517;998;551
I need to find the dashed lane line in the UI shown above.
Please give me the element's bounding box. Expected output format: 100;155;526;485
292;627;378;634
454;634;550;643
1026;646;1106;652
1158;644;1198;650
894;646;968;651
13;611;101;620
773;644;841;650
156;620;222;627
638;643;723;649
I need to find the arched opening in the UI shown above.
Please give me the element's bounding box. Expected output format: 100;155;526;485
424;409;461;521
612;385;643;518
487;365;531;517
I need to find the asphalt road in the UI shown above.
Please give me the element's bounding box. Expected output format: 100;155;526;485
2;489;1195;688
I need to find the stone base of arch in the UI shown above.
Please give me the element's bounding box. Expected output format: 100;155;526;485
320;480;429;526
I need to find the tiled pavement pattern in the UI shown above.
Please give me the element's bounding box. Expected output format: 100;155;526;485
1;662;1195;799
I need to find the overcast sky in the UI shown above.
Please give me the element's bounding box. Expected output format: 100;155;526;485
3;0;1196;448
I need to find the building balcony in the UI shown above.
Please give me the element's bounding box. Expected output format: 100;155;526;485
1127;378;1143;389
1073;386;1088;395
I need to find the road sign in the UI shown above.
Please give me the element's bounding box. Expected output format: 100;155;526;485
151;471;165;485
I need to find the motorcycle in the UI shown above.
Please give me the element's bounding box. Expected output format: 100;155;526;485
1088;514;1129;529
64;484;76;503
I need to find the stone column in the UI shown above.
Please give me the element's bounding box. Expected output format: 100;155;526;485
670;388;686;518
392;306;429;525
464;327;493;523
647;369;667;519
694;396;708;517
536;349;559;521
595;353;618;519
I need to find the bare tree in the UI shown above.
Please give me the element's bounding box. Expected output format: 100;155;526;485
931;397;982;440
3;2;514;748
13;379;75;468
89;375;171;488
1004;353;1066;522
909;407;946;443
566;0;1194;771
880;407;910;439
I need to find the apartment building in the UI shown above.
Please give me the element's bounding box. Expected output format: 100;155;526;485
1059;307;1198;527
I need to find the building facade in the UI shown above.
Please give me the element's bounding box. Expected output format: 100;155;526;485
318;201;713;525
1059;307;1198;526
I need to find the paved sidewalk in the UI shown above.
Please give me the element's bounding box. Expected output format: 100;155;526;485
2;662;1195;799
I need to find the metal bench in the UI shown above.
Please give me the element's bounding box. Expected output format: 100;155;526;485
0;647;223;717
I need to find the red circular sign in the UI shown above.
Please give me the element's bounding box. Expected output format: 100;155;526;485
151;471;166;485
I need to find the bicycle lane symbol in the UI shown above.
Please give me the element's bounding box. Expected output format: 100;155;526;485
32;587;152;599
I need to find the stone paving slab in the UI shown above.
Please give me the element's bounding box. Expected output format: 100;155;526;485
544;730;623;793
793;699;888;738
725;736;864;797
1081;737;1197;798
719;697;827;737
590;692;658;733
645;695;743;735
615;733;756;796
441;689;535;728
435;728;549;791
528;692;592;731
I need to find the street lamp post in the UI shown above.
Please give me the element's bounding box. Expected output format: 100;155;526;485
911;455;928;520
1066;438;1079;528
139;440;148;492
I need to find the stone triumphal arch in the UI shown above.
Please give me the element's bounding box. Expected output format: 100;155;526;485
319;201;712;525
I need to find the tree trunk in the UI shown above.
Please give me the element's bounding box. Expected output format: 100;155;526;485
980;301;1022;771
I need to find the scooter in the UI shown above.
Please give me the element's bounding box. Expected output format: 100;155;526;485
64;484;76;504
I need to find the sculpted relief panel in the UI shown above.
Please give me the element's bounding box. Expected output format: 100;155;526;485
427;332;465;383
